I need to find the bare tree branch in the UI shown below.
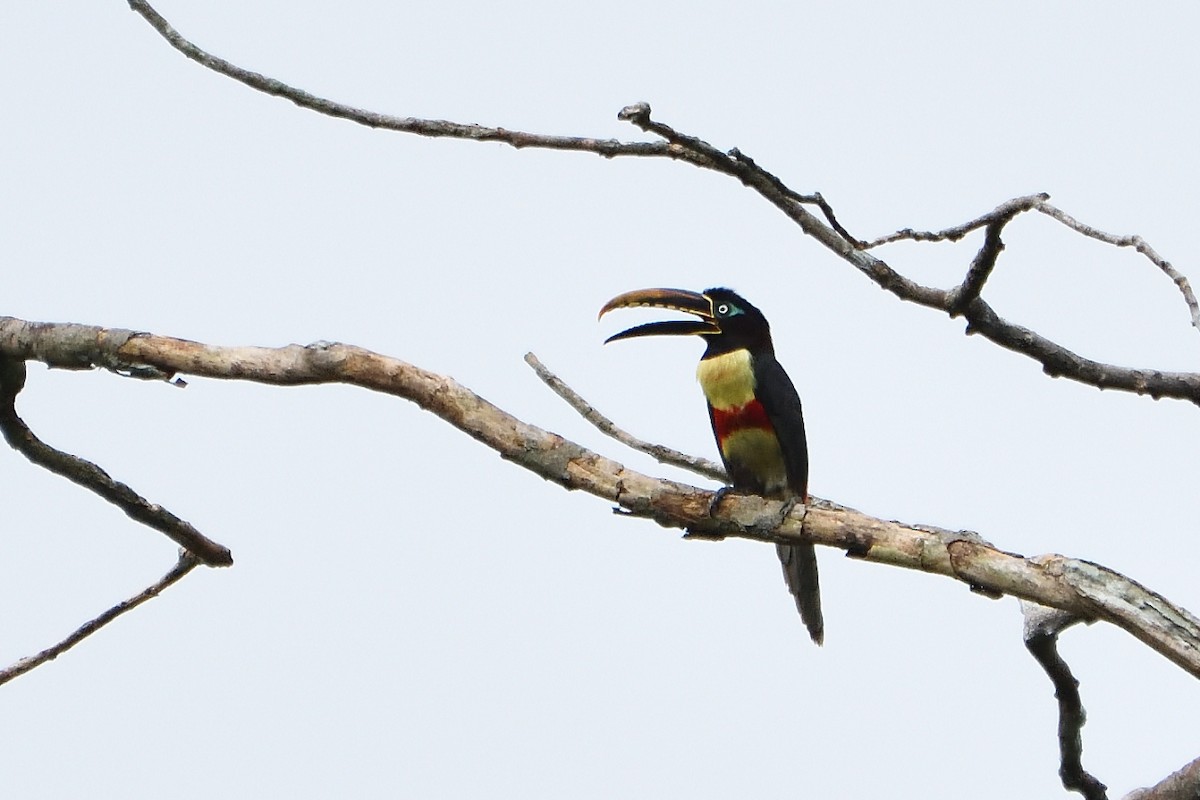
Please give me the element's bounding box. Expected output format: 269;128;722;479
524;352;726;482
864;193;1050;248
1023;604;1107;799
125;0;686;162
125;0;1200;407
0;551;200;686
614;103;861;244
946;215;1011;317
868;194;1200;339
3;317;1199;681
1039;202;1200;334
726;148;863;247
0;354;232;566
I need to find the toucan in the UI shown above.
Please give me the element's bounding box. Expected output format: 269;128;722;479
599;287;823;644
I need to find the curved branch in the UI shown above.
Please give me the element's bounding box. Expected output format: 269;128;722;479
126;0;1200;406
864;194;1050;248
2;316;1198;679
1023;604;1107;799
945;205;1029;316
1039;202;1200;334
0;552;200;686
126;0;690;163
0;354;232;566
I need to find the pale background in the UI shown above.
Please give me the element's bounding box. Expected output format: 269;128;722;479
3;2;1199;797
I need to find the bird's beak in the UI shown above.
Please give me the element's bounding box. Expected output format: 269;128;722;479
598;288;719;344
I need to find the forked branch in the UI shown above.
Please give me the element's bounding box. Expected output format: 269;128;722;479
128;0;1200;404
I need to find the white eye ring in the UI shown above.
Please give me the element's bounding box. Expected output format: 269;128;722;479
716;303;730;315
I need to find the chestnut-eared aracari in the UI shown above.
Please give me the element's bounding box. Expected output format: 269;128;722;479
599;287;823;644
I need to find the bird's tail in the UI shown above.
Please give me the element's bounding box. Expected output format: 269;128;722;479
776;542;824;645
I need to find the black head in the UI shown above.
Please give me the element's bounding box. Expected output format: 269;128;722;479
598;286;774;357
700;287;773;356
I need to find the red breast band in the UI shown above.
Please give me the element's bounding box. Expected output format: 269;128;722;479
711;399;774;444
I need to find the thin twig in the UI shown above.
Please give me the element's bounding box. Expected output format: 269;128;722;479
1023;604;1107;800
0;355;233;566
0;551;200;686
617;102;727;164
1039;202;1200;333
524;352;727;482
863;194;1050;248
727;148;864;247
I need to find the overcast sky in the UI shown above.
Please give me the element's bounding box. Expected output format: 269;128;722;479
4;2;1200;798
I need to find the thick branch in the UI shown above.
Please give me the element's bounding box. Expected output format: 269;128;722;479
3;317;1198;678
0;552;200;686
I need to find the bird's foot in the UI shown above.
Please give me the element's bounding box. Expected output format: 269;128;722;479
707;485;734;517
683;487;736;540
777;496;798;526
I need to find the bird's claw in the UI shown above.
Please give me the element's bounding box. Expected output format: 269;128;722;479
777;497;797;525
684;487;737;541
708;485;734;517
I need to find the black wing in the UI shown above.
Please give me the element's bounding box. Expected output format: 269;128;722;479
751;353;809;500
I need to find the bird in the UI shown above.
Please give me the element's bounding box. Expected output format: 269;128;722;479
599;287;823;644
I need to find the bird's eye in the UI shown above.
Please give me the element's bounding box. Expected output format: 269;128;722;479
716;303;730;315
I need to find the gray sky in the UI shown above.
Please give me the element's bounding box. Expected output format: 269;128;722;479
4;2;1200;797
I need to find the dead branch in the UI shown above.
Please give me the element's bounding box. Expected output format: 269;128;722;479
1023;604;1106;799
0;354;232;566
0;551;200;686
523;352;726;482
863;194;1050;248
127;0;1200;404
1038;202;1200;333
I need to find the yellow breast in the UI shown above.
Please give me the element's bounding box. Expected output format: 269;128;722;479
720;428;789;495
695;349;756;410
